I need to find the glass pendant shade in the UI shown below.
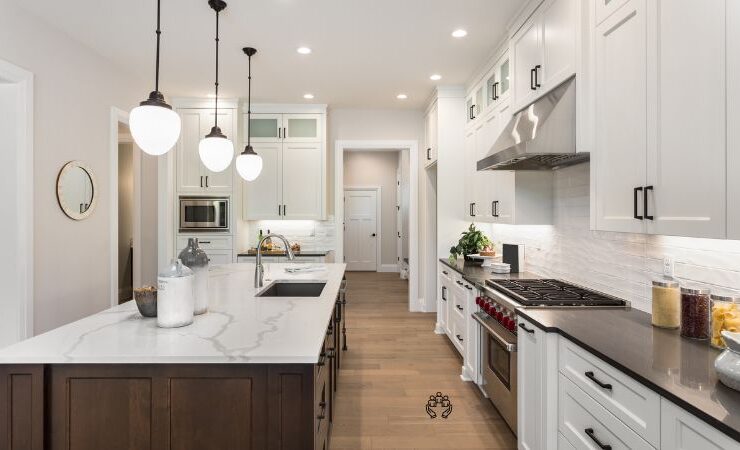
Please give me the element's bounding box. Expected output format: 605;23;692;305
198;131;234;172
236;151;263;181
130;102;181;156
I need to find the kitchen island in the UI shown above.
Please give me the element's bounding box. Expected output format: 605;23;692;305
0;263;346;450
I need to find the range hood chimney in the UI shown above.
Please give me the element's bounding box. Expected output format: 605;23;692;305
477;77;588;171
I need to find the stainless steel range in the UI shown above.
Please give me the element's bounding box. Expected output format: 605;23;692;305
472;278;627;435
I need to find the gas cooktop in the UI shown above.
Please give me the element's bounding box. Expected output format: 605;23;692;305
485;279;627;307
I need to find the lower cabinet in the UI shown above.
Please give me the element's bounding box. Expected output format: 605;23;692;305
0;312;342;450
177;234;234;264
518;315;739;450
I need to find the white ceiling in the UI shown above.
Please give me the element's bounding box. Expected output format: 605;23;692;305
18;0;522;109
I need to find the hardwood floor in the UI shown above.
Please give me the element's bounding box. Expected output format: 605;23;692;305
330;271;517;450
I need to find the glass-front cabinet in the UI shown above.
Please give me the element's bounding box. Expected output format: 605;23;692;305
246;113;282;143
469;52;511;124
244;113;321;143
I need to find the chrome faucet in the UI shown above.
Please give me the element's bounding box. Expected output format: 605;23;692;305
255;233;295;288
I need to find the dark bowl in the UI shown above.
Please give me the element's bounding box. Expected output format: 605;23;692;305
133;288;157;317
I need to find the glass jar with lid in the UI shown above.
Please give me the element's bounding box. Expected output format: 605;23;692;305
680;286;711;340
710;293;740;349
652;279;680;328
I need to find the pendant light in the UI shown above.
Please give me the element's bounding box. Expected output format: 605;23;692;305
198;0;234;173
236;47;263;181
129;0;181;156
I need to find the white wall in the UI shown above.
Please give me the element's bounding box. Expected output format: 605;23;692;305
344;151;399;266
0;0;144;333
486;163;740;313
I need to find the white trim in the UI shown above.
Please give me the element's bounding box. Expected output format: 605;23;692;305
379;264;400;273
171;97;240;110
0;59;34;340
240;103;328;114
335;139;420;312
343;186;382;272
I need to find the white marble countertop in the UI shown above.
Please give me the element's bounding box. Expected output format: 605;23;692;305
0;263;346;364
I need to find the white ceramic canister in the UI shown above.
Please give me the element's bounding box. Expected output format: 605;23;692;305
157;259;195;328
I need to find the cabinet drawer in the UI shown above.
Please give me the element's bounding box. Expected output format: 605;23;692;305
439;265;453;283
559;375;653;450
558;433;576;450
452;286;466;320
661;398;738;450
177;235;233;251
559;338;660;447
450;313;466;355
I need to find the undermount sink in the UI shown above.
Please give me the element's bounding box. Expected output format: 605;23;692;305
256;281;326;297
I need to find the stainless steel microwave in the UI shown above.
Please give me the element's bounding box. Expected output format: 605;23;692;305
179;197;229;231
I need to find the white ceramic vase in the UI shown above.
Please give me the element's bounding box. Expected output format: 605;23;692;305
715;331;740;391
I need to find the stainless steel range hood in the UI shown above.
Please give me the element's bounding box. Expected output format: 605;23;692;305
477;77;588;171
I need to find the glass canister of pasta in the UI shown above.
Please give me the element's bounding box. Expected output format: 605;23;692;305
710;293;740;349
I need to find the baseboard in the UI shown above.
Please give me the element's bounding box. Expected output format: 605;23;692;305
434;323;445;334
378;264;399;273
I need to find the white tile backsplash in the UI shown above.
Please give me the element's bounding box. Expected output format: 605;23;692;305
484;163;740;312
243;219;336;252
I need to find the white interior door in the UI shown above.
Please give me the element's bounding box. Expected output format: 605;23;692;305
344;189;378;271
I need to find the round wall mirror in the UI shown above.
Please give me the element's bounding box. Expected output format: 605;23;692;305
56;161;97;220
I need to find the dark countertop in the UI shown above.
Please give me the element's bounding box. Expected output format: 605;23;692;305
517;307;740;442
238;250;331;257
438;258;542;288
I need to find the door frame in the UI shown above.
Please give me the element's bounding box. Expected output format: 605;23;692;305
109;107;142;306
343;186;382;272
334;140;420;312
0;59;34;341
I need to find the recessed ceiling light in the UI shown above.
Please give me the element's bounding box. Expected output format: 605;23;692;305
396;94;408;100
452;29;468;38
297;47;312;54
430;74;442;81
303;93;315;99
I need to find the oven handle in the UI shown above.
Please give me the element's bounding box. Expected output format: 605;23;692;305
472;313;517;352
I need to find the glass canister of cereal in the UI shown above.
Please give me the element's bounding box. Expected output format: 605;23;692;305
710;293;740;349
652;279;680;328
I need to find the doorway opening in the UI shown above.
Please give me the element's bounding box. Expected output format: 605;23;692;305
117;123;135;302
335;140;419;312
0;59;33;348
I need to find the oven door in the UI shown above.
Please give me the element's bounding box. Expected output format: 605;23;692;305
474;312;517;435
179;198;229;231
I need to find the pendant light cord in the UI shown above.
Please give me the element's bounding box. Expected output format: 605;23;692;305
155;0;161;93
247;52;252;148
213;9;220;128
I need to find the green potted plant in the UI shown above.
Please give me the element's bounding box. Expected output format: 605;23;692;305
449;223;493;263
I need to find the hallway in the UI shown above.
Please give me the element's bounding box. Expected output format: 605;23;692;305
330;272;517;449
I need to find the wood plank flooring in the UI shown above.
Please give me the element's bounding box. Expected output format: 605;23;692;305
330;272;517;450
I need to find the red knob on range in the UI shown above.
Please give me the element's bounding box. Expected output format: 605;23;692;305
496;311;504;321
508;321;517;332
501;317;511;328
484;303;492;314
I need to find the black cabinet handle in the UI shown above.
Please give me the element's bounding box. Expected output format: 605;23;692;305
518;323;535;334
455;334;464;342
492;200;500;217
471;202;476;217
534;64;541;88
530;68;536;90
278;205;282;216
427;148;431;160
442;286;447;301
456;280;464;286
283;204;286;215
200;241;211;244
469;104;476;120
584;428;611;450
200;176;203;188
278;127;281;139
465;285;473;291
371;233;376;237
456;305;464;311
644;185;654;220
442;270;449;275
584;371;613;391
317;352;327;366
633;187;644;220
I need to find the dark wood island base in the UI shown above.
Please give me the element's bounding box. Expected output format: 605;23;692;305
0;303;345;450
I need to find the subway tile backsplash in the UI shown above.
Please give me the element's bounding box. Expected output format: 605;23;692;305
485;163;740;313
243;218;337;252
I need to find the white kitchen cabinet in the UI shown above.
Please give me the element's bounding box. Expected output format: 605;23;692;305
283;114;321;143
245;113;282;143
593;0;728;239
205;249;234;265
486;53;511;112
518;317;546;450
728;0;740;239
243;143;281;219
491;171;553;225
438;266;451;335
464;285;481;383
176;235;234;264
464;128;478;219
661;399;739;450
512;0;577;112
281;142;323;220
424;101;438;166
176;108;236;194
593;0;648;234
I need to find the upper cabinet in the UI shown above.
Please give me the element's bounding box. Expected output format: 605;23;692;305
466;52;511;126
175;108;236;194
511;0;577;112
241;106;326;220
593;0;728;239
424;101;439;166
728;0;740;239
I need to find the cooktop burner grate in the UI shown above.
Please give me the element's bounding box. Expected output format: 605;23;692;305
485;279;626;307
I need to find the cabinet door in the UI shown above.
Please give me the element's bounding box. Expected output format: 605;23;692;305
493;171;516;224
202;109;234;193
176;109;207;193
440;280;450;334
474;113;498;222
464;129;478;219
485;67;498;110
646;0;726;239
661;399;738;450
242;143;282;220
282;142;322;219
512;15;541;111
205;249;233;265
245;113;282;143
517;317;543;450
499;57;511;100
425;103;438;165
540;0;577;90
593;0;647;233
463;286;480;383
283;114;321;143
466;93;476;123
729;0;740;239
